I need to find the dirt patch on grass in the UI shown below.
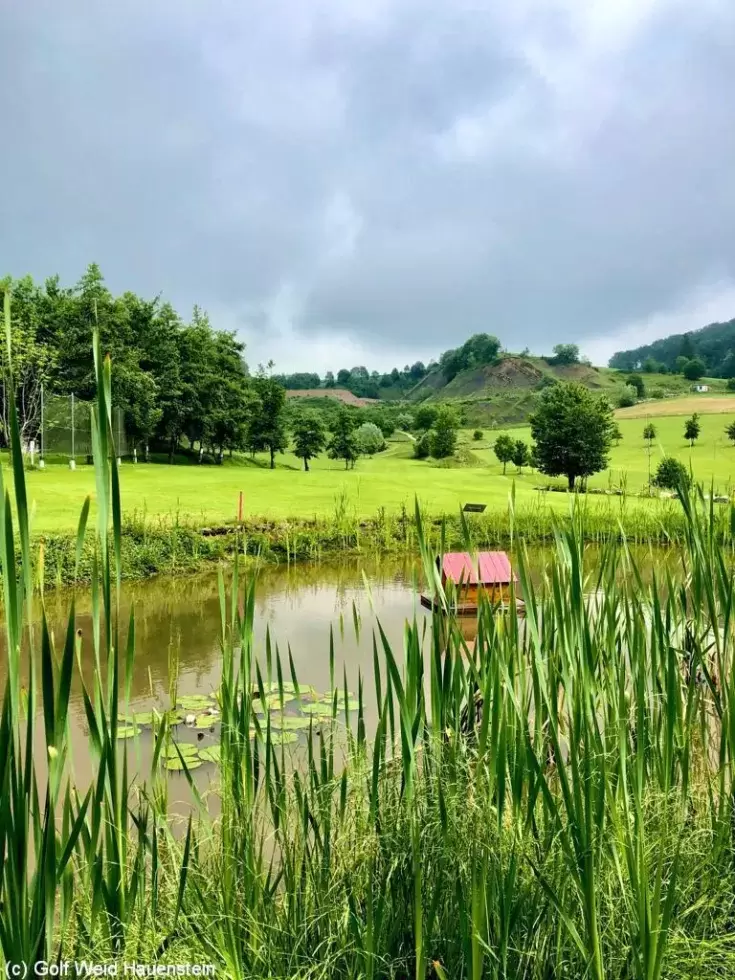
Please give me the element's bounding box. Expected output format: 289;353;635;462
285;389;378;407
616;395;735;418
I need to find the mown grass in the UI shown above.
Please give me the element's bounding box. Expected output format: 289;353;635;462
2;297;735;977
9;403;735;535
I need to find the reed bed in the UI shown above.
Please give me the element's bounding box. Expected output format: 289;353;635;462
1;304;735;977
29;493;713;589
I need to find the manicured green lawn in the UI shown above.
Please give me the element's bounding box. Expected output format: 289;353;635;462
16;411;735;533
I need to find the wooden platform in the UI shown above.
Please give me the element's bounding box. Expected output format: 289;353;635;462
420;594;526;616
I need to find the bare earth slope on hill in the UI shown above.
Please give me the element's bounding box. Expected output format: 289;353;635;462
407;355;619;425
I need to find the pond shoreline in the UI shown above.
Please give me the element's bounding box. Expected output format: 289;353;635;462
28;497;705;589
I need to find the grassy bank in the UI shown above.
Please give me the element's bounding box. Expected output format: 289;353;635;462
30;491;728;587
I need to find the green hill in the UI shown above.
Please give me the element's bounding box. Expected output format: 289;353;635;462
404;355;733;426
405;355;621;425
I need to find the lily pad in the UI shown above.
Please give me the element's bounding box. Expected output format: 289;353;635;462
271;715;313;731
272;731;300;746
262;681;317;697
193;714;218;730
199;744;221;764
165;755;203;772
302;703;336;717
265;693;295;708
319;693;359;710
163;742;199;759
116;725;140;740
177;695;214;710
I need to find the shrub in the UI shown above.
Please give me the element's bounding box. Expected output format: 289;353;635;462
618;385;637;408
413;432;431;459
472;429;483;441
430;407;459;459
625;374;646;398
355;422;386;456
653;456;691;491
728;378;735;392
683;358;706;381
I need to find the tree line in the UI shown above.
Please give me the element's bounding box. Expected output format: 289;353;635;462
610;318;735;378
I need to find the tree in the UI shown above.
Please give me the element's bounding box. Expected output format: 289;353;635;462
643;422;657;446
725;420;735;445
472;429;483;441
511;440;530;473
653;457;690;492
413;432;431;459
324;371;336;388
430;407;458;459
355;422;385;456
642;357;660;373
684;413;700;447
674;356;690;375
625;374;646;398
0;281;57;450
683;358;706;381
396;412;414;431
336;368;351;385
529;382;614;490
292;411;326;471
551;343;580;365
248;374;288;469
415;405;438;431
618;385;637;409
328;408;359;469
728;378;735;392
494;434;515;474
612;423;623;446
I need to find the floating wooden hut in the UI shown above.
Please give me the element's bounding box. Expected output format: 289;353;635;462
420;551;524;615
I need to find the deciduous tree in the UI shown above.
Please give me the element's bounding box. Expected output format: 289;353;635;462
529;382;614;490
292;412;326;471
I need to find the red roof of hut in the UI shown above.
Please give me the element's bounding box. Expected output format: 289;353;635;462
439;551;516;586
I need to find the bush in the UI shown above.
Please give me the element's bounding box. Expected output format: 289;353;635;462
355;422;386;456
651;387;666;399
472;429;483;441
415;405;438;431
396;412;414;431
683;358;706;381
625;374;646;398
653;457;691;491
618;385;637;408
430;407;459;459
727;378;735;392
413;433;431;459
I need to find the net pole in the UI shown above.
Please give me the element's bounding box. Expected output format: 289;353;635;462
71;393;75;470
40;384;44;457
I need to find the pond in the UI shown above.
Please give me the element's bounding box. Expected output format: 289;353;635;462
2;546;676;803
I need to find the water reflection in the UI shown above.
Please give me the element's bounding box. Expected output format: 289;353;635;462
0;545;677;799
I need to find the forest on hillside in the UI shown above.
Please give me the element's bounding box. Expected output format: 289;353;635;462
609;318;735;376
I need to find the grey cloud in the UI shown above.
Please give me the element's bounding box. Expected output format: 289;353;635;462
1;0;735;370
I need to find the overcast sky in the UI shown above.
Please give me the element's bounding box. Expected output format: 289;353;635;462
2;0;735;372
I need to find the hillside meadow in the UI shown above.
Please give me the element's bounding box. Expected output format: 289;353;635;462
12;404;735;533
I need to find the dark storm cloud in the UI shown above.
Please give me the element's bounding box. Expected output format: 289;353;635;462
1;0;734;369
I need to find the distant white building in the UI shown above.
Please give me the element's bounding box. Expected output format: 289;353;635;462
692;384;710;392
